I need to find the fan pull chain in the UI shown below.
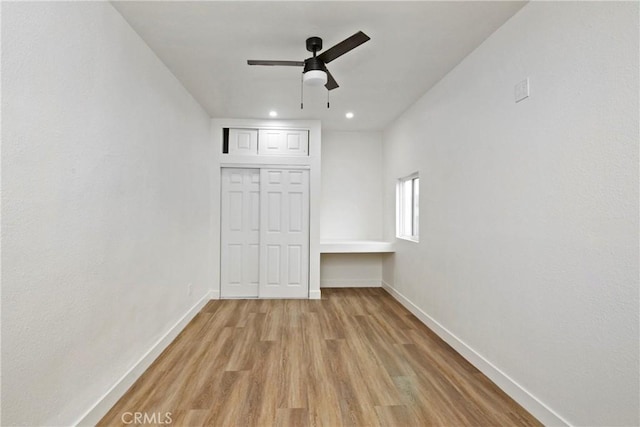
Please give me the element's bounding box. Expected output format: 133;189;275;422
300;73;304;110
327;89;330;109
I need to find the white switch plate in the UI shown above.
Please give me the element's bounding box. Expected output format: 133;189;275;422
515;78;530;103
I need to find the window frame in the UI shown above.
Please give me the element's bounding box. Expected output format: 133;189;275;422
396;172;420;242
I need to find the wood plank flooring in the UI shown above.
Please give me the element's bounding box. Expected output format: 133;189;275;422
98;288;541;427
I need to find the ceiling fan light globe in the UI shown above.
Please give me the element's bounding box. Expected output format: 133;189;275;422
303;70;327;86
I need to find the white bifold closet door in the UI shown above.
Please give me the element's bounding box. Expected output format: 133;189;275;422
221;168;309;298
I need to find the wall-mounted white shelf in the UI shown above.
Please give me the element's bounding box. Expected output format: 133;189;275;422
320;240;395;253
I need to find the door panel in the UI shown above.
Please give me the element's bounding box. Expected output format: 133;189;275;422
267;192;282;232
288;246;302;284
258;130;309;156
289;192;303;231
221;168;260;297
266;245;281;285
228;129;258;155
259;169;309;298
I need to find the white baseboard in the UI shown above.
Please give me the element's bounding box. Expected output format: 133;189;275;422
309;289;321;300
320;279;382;288
74;291;214;426
209;288;220;300
381;281;570;427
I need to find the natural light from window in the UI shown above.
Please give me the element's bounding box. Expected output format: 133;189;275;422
396;173;419;242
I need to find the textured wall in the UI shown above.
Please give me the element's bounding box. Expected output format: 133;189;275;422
1;3;213;425
382;2;639;425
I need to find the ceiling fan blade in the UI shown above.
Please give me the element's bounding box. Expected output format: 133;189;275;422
325;68;339;91
247;60;305;66
317;31;370;64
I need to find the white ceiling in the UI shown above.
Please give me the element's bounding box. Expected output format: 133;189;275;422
112;1;526;131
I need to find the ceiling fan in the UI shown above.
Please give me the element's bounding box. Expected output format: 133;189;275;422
247;31;370;92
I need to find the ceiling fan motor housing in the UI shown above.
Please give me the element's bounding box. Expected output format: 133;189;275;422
303;56;324;73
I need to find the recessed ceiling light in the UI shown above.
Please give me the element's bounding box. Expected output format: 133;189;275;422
345;112;354;119
269;111;278;117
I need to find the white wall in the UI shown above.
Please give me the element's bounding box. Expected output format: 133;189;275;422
382;2;639;426
321;131;384;286
320;253;383;288
321;131;383;240
1;3;213;426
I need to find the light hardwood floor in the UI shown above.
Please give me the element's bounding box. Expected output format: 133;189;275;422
98;288;541;426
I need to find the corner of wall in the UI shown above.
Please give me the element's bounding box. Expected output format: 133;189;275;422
73;292;213;426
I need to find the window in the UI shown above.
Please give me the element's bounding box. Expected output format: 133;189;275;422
396;173;419;241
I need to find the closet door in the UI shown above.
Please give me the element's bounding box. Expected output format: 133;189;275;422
260;169;309;298
258;129;309;156
227;129;258;155
220;168;260;298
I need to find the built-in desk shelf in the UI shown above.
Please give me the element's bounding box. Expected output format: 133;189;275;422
320;240;395;253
